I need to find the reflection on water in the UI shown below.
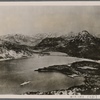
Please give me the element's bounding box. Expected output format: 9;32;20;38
0;54;84;94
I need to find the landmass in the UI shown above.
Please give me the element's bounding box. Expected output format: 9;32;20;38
23;61;100;95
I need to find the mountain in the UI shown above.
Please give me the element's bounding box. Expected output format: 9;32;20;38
35;30;100;60
0;32;61;59
0;34;46;59
0;34;44;46
0;33;58;59
0;30;100;60
0;34;32;59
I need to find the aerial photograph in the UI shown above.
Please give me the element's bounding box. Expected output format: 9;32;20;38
0;4;100;95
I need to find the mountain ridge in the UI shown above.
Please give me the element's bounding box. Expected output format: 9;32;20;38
35;30;100;60
0;30;100;60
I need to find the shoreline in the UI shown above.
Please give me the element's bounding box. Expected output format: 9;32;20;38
23;84;100;95
0;52;100;95
0;56;30;62
0;51;99;63
32;60;100;95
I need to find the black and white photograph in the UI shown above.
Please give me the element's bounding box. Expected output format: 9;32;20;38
0;2;100;97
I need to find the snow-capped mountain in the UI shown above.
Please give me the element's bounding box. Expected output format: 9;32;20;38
35;30;100;60
0;33;57;59
0;30;100;60
0;34;45;59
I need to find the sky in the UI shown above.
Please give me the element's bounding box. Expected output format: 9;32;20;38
0;5;100;36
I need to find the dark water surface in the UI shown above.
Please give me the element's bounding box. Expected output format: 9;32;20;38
0;54;84;94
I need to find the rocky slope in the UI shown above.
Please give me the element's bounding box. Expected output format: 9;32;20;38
35;30;100;60
0;33;58;60
0;34;44;60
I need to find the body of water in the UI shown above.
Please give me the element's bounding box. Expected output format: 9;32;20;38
0;53;85;94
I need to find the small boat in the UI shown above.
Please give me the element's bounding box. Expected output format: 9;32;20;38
68;74;79;78
20;81;30;86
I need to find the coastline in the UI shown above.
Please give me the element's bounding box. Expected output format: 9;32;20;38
28;60;100;95
0;52;100;95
